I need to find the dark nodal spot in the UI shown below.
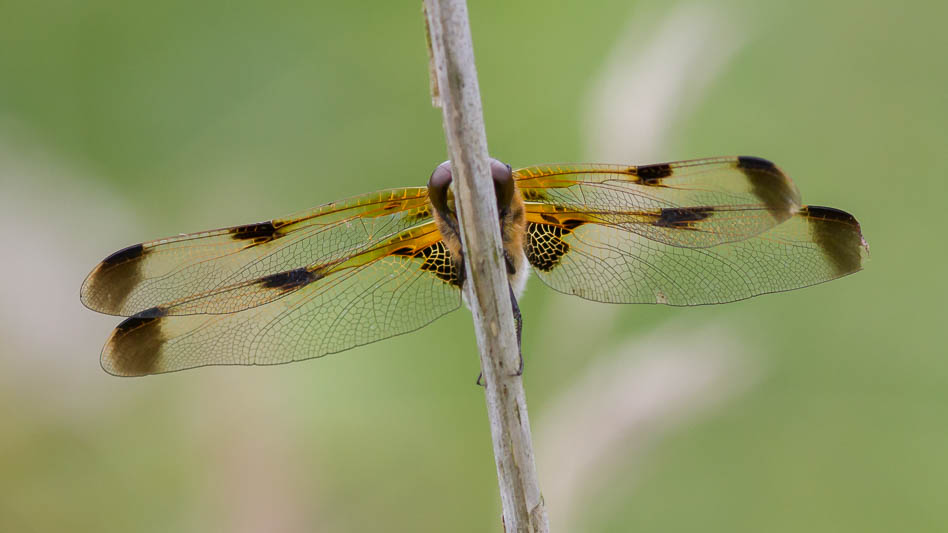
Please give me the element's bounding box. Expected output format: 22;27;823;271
137;306;167;318
230;221;279;241
259;268;317;290
654;206;714;228
116;306;166;332
802;205;858;225
635;163;673;184
736;156;777;172
102;243;145;267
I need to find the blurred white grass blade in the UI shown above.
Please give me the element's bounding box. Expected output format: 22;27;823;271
564;3;750;344
0;125;142;406
537;324;763;529
584;3;748;163
0;126;315;528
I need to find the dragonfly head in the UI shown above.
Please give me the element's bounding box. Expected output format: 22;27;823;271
428;158;515;224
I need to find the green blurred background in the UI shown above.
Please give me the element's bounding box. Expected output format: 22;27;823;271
1;0;944;531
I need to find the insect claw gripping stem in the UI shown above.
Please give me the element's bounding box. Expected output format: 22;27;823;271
509;282;523;377
474;283;523;386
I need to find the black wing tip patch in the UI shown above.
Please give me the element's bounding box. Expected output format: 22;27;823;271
118;306;167;326
801;205;859;225
101;243;146;267
82;244;149;314
801;205;868;277
736;156;778;172
735;156;800;214
104;306;168;377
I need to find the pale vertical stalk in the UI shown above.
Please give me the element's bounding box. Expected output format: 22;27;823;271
423;1;549;531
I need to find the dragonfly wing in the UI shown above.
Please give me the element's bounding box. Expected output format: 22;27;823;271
516;156;802;224
100;229;462;376
520;157;868;305
81;187;432;317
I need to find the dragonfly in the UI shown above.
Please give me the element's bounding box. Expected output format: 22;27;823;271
81;156;868;376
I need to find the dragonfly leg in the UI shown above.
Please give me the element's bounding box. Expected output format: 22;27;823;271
474;283;524;386
509;282;523;376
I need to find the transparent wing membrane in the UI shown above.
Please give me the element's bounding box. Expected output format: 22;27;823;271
84;156;867;376
515;156;801;218
81;187;431;317
518;157;867;305
100;234;461;376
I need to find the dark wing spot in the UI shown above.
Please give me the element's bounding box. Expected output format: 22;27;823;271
561;219;585;231
101;243;145;267
391;242;462;285
634;163;673;185
416;241;463;286
540;213;559;225
736;156;777;172
525;222;572;272
115;306;167;332
259;268;319;291
801;205;865;276
802;205;858;224
82;244;149;313
654;206;714;228
390;247;415;257
736;156;798;213
230;221;280;242
104;307;168;376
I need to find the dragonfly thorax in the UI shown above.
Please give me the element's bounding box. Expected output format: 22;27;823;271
427;159;528;293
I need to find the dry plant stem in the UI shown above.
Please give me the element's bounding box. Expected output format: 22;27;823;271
423;1;549;531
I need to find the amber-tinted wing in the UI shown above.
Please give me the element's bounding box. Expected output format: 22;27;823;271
81;187;434;317
83;189;464;376
517;156;868;305
99;225;461;376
